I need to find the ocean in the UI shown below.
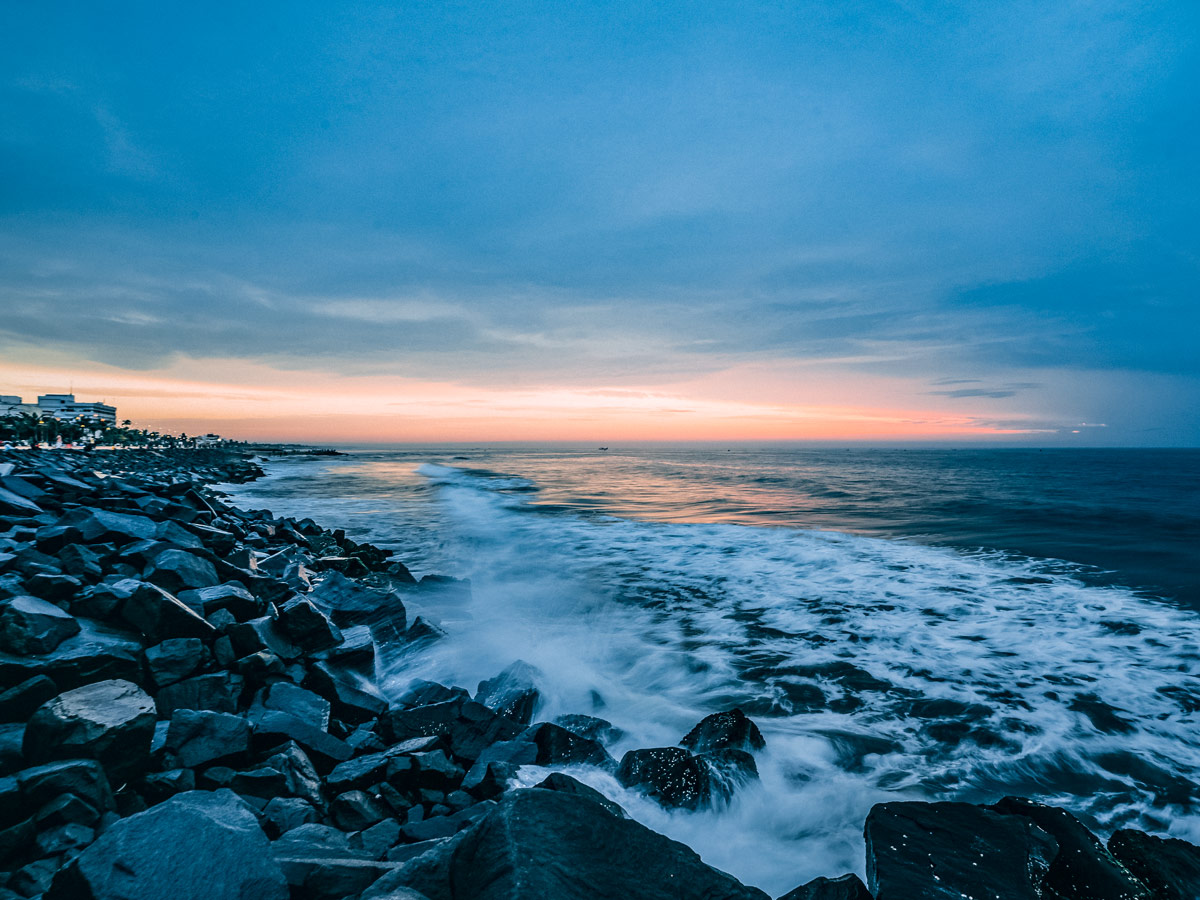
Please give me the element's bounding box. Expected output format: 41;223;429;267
223;446;1200;894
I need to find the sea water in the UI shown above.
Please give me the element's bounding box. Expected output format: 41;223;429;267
224;446;1200;895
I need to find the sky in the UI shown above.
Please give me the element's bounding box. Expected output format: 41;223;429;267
1;1;1197;444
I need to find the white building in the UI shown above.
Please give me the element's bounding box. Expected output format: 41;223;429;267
0;394;118;425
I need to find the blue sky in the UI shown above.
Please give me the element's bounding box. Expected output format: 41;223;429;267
1;2;1197;443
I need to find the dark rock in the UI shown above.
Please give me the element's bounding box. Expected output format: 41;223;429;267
263;796;318;836
228;616;302;661
17;759;114;814
475;661;542;724
276;597;343;652
140;768;196;804
176;582;263;621
1109;829;1200;900
991;796;1151;900
326;752;392;793
460;761;517;801
0;486;43;518
304;660;389;722
143;549;220;594
47;789;288;900
523;721;615;768
865;800;1058;900
58;543;104;581
11;857;58;896
120;580;214;643
552;713;623;745
404;616;446;649
616;747;714;810
371;788;768;900
60;508;157;546
34;790;102;827
533;771;627;818
165;709;251;768
0;595;80;654
309;571;405;626
397;680;469;709
2;617;144;691
23;572;83;603
680;708;766;753
332;789;389;831
316;622;375;669
700;747;759;803
264;742;326;808
0;816;35;867
154;671;242;716
273;822;390;900
251;710;353;767
778;873;872;900
252;681;332;731
0;723;23;775
353;819;403;860
36;820;95;856
0;675;57;722
144;638;206;688
35;524;84;554
23;680;156;782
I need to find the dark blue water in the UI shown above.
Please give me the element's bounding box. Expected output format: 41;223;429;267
224;447;1200;893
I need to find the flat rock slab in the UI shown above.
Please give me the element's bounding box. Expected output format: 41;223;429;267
48;789;288;900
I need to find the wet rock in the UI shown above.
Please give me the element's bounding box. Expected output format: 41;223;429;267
0;617;143;691
700;747;759;803
119;580;214;643
229;615;303;660
1109;829;1200;900
371;788;768;900
616;747;714;810
164;709;251;768
777;873;873;900
276;597;343;652
552;713;623;746
990;796;1151;900
865;801;1058;900
523;721;615;768
533;771;628;818
304;660;389;722
155;671;241;716
384;698;522;763
58;543;104;582
176;582;263;621
0;595;81;654
47;788;288;900
144;549;220;594
0;675;57;722
475;661;542;724
23;680;156;782
680;708;766;753
397;680;469;709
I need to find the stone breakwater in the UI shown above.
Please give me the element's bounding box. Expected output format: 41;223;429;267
0;448;1197;900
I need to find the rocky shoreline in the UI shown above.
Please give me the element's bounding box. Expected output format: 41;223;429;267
1;447;1197;900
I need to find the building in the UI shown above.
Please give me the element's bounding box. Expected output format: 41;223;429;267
194;433;223;446
0;394;118;425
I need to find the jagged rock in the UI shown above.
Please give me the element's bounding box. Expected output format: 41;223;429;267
144;549;220;594
120;580;214;643
0;675;57;722
23;680;156;782
332;790;389;830
155;672;242;716
263;796;318;836
140;768;196;804
176;582;263;621
276;597;343;652
368;788;768;900
24;572;83;603
60;508;157;546
326;752;392;793
385;699;521;763
700;747;759;803
0;486;43;518
680;708;766;753
58;543;104;581
0;617;143;690
304;660;388;721
0;595;80;654
165;709;251;768
397;681;469;709
616;747;714;810
0;723;23;775
990;796;1151;900
47;789;288;900
523;722;615;768
552;713;623;745
476;661;542;724
778;873;872;900
265;742;326;809
317;623;375;669
1109;829;1200;900
273;822;390;900
252;681;332;731
353;819;403;859
533;771;628;818
17;759;114;814
229;616;303;661
144;638;206;688
251;710;353;767
865;801;1059;900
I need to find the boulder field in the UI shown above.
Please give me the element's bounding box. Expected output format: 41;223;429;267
0;447;1196;900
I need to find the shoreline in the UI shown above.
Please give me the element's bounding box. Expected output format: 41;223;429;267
0;447;1195;899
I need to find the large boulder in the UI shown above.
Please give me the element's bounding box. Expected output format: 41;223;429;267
47;789;288;900
0;595;80;654
367;788;768;900
1109;829;1200;900
616;747;713;810
23;680;156;782
990;797;1151;900
522;722;614;768
865;801;1058;900
680;708;765;753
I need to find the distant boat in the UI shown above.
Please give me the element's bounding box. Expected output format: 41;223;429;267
598;447;608;451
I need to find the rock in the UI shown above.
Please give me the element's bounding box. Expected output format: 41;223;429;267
265;742;325;809
385;699;522;763
252;681;331;731
144;638;207;688
164;709;251;768
369;788;768;900
176;582;263;621
0;675;57;722
251;710;353;767
354;818;403;859
47;789;288;900
0;595;81;654
120;581;215;643
58;543;104;581
0;486;43;518
397;680;469;709
17;759;114;814
276;597;343;652
309;571;406;630
865;801;1058;900
228;616;303;661
0;723;22;775
263;796;318;836
23;680;156;782
60;508;157;546
777;873;872;900
326;752;392;793
144;550;220;594
700;747;759;803
680;708;766;753
990;796;1151;900
154;671;242;716
24;572;83;603
523;722;615;768
475;661;542;724
0;617;144;691
140;767;196;804
552;713;623;745
616;747;714;810
1109;829;1200;900
273;822;390;900
331;789;389;831
533;771;627;818
304;660;389;721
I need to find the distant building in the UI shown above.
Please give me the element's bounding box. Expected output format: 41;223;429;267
0;394;118;425
195;433;222;446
